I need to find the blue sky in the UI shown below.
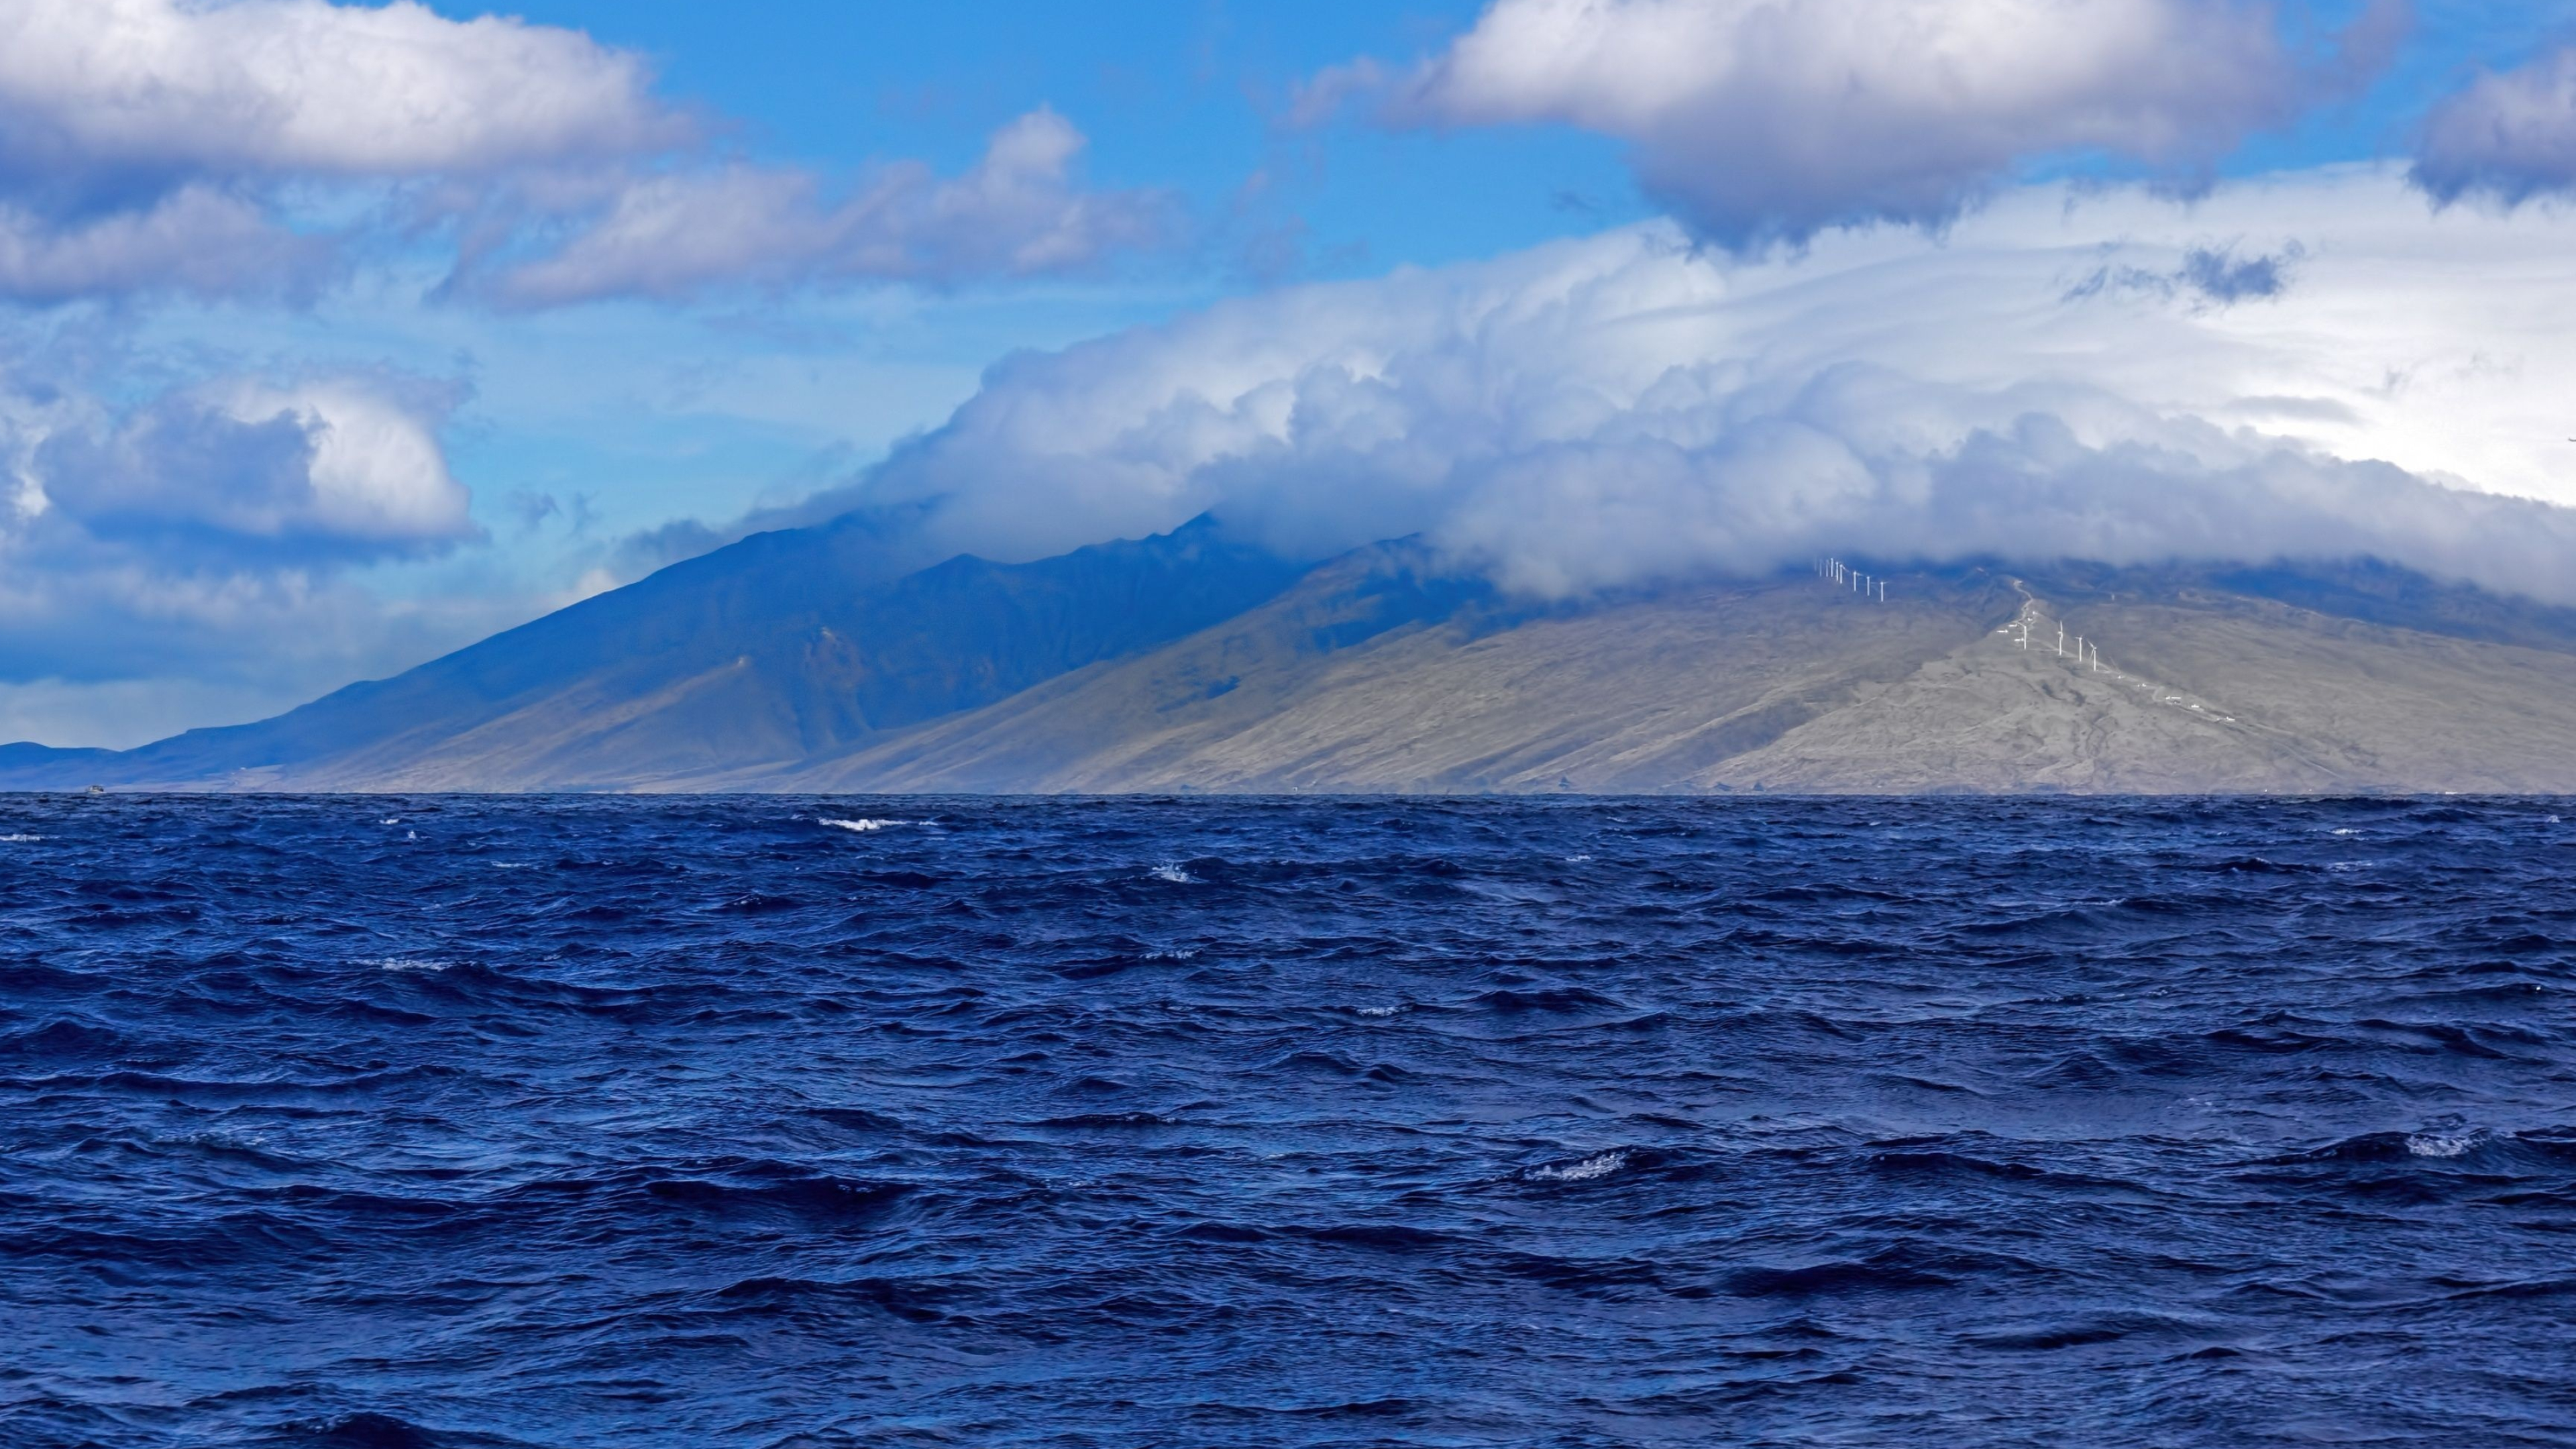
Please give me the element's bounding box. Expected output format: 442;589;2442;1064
8;0;2576;747
143;1;1685;561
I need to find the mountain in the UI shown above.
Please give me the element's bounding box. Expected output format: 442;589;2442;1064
0;515;1305;792
13;513;2576;794
743;549;2576;795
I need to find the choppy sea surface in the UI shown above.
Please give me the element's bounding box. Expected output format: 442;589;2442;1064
2;796;2573;1448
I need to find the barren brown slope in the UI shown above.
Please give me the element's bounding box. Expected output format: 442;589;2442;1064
2033;590;2576;791
755;557;2020;792
753;566;2576;795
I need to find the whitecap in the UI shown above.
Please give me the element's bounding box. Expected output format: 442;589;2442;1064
0;833;43;843
2329;828;2362;837
822;817;908;833
1356;1004;1407;1018
366;958;455;974
1144;948;1199;961
380;818;402;826
1564;854;1593;863
1527;1149;1628;1183
1148;863;1197;883
492;861;534;869
2406;1132;2473;1159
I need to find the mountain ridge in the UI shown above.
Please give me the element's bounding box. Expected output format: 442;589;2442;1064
14;513;2576;795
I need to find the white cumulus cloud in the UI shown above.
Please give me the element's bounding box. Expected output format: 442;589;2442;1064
843;168;2576;606
0;1;1166;306
11;371;477;561
0;344;502;742
0;0;678;305
1314;0;2401;248
0;0;679;182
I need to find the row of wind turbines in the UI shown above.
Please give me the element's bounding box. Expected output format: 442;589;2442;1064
1997;590;2241;723
2010;615;2106;673
1815;557;1886;602
1815;559;2239;725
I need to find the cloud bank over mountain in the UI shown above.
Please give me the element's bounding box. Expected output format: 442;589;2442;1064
1311;0;2403;249
849;169;2576;604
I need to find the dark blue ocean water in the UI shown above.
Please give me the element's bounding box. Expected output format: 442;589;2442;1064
2;796;2573;1448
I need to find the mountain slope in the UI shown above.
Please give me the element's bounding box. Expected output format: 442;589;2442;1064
761;549;2013;792
1715;586;2576;792
15;515;2576;795
751;560;2576;795
0;515;1305;790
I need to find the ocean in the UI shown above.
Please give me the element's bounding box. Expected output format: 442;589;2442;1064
1;795;2570;1447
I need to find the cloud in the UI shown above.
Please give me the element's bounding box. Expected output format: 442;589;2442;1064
2062;241;2304;307
0;186;338;304
0;0;678;187
0;341;480;645
456;111;1175;308
828;168;2576;606
1313;0;2403;249
0;0;678;305
2413;42;2576;205
31;380;478;563
0;2;1165;306
2178;242;2302;303
1425;371;2572;597
0;335;519;743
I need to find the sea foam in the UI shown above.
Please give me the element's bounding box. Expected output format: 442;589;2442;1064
1527;1150;1629;1183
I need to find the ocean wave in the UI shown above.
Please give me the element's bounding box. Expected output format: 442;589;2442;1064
2;794;2569;1446
362;958;458;973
